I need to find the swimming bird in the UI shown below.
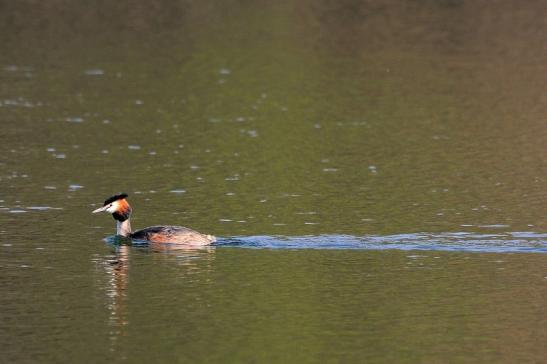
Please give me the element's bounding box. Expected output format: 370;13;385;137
92;193;215;245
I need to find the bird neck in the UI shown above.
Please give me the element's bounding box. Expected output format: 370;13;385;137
116;218;132;237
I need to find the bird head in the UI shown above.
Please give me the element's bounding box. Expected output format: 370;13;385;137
92;193;132;222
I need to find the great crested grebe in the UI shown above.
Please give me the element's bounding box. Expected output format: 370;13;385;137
92;193;215;245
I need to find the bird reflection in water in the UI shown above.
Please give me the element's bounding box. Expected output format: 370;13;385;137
105;244;130;340
99;236;216;350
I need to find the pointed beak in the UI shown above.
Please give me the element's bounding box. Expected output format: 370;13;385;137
92;205;109;214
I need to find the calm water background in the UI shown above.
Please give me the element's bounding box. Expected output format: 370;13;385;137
1;1;547;363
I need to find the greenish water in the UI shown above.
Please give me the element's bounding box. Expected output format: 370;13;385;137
1;1;547;363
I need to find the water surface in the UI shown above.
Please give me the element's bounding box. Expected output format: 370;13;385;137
1;1;547;363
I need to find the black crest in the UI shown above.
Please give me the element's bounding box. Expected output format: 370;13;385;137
104;193;128;206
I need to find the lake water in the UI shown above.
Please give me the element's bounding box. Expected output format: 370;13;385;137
1;1;547;363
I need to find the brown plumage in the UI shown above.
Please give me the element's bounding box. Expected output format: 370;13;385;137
92;193;215;246
131;225;215;245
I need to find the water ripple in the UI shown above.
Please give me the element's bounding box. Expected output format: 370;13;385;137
216;232;547;253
